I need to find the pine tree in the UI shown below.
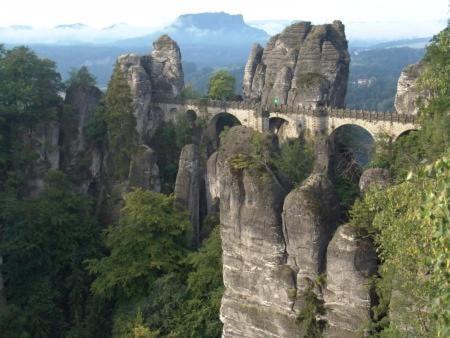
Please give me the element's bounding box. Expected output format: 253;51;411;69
104;64;138;179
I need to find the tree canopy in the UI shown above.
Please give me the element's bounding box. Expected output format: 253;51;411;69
66;66;97;88
207;70;236;100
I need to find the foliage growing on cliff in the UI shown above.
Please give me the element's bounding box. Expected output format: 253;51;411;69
87;189;189;300
0;46;63;186
273;138;314;186
104;63;138;179
207;70;236;100
296;283;326;337
88;190;223;337
0;171;110;338
149;113;197;193
66;66;97;88
369;28;449;180
350;28;450;337
351;155;449;337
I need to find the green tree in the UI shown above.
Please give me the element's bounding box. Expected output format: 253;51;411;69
104;64;138;179
0;46;63;184
0;171;106;337
87;189;189;300
175;226;224;337
66;66;97;88
349;27;450;337
273;138;314;186
207;70;236;100
181;85;202;99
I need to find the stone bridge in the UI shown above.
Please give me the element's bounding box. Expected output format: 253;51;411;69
154;98;418;141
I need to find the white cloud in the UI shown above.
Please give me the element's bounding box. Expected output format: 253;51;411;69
0;0;447;40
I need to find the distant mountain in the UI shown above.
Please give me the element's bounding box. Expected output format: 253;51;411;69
54;23;88;30
102;23;128;30
370;37;431;50
8;25;33;30
118;12;269;47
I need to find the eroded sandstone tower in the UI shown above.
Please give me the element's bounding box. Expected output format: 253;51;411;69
243;21;350;109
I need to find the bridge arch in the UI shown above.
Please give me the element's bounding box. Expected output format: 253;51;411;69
268;112;301;140
393;128;419;142
328;124;375;181
204;112;242;153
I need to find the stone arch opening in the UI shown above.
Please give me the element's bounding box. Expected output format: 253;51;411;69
185;109;197;123
394;128;418;142
269;117;291;143
205;112;242;154
329;124;375;182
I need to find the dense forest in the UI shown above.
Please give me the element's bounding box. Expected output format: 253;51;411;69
0;26;448;338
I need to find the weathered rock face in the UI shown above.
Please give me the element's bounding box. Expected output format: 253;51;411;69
217;126;300;337
206;151;220;213
243;43;264;99
22;121;60;197
128;144;161;192
359;168;390;193
62;84;103;193
243;21;350;109
323;224;377;337
394;62;425;115
63;84;103;155
116;35;184;141
150;35;184;100
117;54;154;140
282;173;339;293
174;144;200;247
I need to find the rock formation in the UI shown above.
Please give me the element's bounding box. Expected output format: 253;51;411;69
359;168;390;192
215;126;300;337
323;224;377;337
174;144;201;247
23;121;61;197
62;84;103;192
243;21;350;109
128;144;161;192
282;173;339;293
150;35;184;100
394;62;425;115
116;35;184;141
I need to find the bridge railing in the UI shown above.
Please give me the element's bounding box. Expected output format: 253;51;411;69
154;97;260;110
269;104;416;124
153;97;416;124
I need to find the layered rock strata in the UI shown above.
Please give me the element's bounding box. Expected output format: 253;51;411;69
323;224;377;337
394;62;425;115
117;35;184;141
243;21;350;109
174;144;201;247
215;126;300;337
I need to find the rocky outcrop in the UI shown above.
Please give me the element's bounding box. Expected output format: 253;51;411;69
282;173;339;294
62;84;103;192
117;54;155;140
116;35;184;141
359;168;390;192
150;35;184;100
394;62;425;115
63;84;103;155
217;126;299;337
23;121;60;197
174;144;201;247
323;224;377;337
206;151;220;213
243;43;264;99
128;144;161;192
243;21;350;109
